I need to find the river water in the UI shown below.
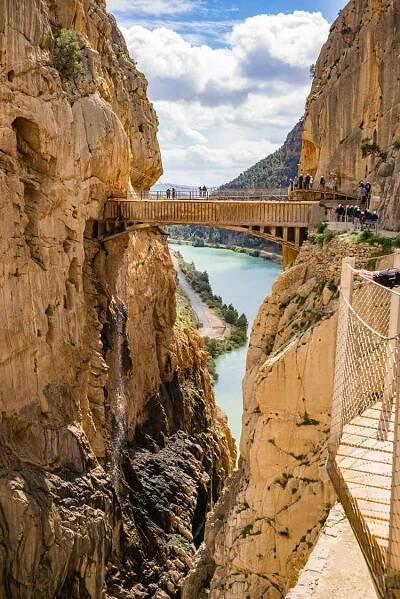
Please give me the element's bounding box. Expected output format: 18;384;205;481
169;243;282;444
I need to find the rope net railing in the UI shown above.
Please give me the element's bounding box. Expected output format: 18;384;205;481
328;254;400;598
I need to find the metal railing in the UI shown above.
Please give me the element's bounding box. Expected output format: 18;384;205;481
145;188;289;201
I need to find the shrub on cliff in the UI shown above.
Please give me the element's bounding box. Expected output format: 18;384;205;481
53;29;84;78
361;142;380;158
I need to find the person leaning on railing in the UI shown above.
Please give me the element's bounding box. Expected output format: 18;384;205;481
355;268;400;289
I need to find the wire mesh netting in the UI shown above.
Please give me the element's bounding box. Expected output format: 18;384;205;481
328;255;400;598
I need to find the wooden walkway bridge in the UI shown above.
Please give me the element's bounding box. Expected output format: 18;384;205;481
102;198;326;263
329;254;400;598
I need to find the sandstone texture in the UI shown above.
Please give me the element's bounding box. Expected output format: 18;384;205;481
0;1;234;597
300;0;400;228
183;236;380;599
286;504;376;599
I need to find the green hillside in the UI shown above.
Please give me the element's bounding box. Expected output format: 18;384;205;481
221;119;303;190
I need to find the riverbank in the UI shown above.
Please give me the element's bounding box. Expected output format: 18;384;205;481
173;255;231;340
170;238;282;265
169;243;282;442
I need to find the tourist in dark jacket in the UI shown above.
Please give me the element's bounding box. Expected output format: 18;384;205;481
356;268;400;289
298;174;304;190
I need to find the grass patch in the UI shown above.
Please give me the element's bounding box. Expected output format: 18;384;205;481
315;222;328;234
309;231;336;246
346;230;399;253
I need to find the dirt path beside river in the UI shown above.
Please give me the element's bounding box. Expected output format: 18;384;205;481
172;257;231;339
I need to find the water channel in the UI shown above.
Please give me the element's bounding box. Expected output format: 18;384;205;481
169;243;282;443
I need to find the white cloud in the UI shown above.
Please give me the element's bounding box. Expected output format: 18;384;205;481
107;0;197;16
119;11;330;185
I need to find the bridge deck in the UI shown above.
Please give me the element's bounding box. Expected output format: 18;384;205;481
336;401;395;556
105;199;314;225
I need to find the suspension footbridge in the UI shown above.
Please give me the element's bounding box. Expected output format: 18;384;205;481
329;253;400;598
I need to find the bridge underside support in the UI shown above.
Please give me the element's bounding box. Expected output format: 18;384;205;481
99;219;308;267
282;245;299;268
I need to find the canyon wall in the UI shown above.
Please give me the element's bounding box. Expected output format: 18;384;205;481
0;1;234;597
300;0;400;228
184;237;378;599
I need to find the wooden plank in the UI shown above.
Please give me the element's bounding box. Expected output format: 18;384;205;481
343;423;394;443
363;406;396;422
338;456;393;477
338;443;393;464
365;516;390;541
342;467;392;490
341;433;393;454
352;414;395;433
356;498;391;521
346;480;391;505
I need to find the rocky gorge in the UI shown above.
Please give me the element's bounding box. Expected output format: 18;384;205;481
1;0;399;598
0;1;234;597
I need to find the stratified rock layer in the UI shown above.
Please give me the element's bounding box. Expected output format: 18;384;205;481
300;0;400;227
0;1;234;597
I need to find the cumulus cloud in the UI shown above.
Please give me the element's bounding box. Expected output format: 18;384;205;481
119;11;330;184
107;0;198;15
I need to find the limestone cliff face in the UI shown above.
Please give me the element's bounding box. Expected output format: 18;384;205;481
183;238;378;599
0;1;234;597
300;0;400;228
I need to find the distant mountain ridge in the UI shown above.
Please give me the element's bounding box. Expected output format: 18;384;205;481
221;119;303;190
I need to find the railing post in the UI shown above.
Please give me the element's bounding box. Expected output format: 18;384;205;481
387;252;400;589
328;257;355;457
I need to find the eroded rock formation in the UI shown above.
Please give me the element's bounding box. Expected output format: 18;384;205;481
300;0;400;228
183;237;378;599
0;1;234;597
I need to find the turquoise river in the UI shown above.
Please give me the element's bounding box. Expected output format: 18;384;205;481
169;243;282;444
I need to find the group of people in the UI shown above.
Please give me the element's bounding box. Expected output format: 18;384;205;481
166;188;177;199
198;185;208;198
358;180;372;206
289;174;334;192
335;204;379;229
289;174;313;191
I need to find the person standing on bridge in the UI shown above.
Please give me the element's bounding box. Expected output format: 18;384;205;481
320;176;326;191
294;176;299;189
172;188;176;199
166;188;171;199
202;185;208;198
304;174;311;190
298;174;304;190
289;178;294;192
198;186;202;198
365;181;372;206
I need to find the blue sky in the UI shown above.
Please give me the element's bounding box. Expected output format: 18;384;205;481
108;0;347;185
